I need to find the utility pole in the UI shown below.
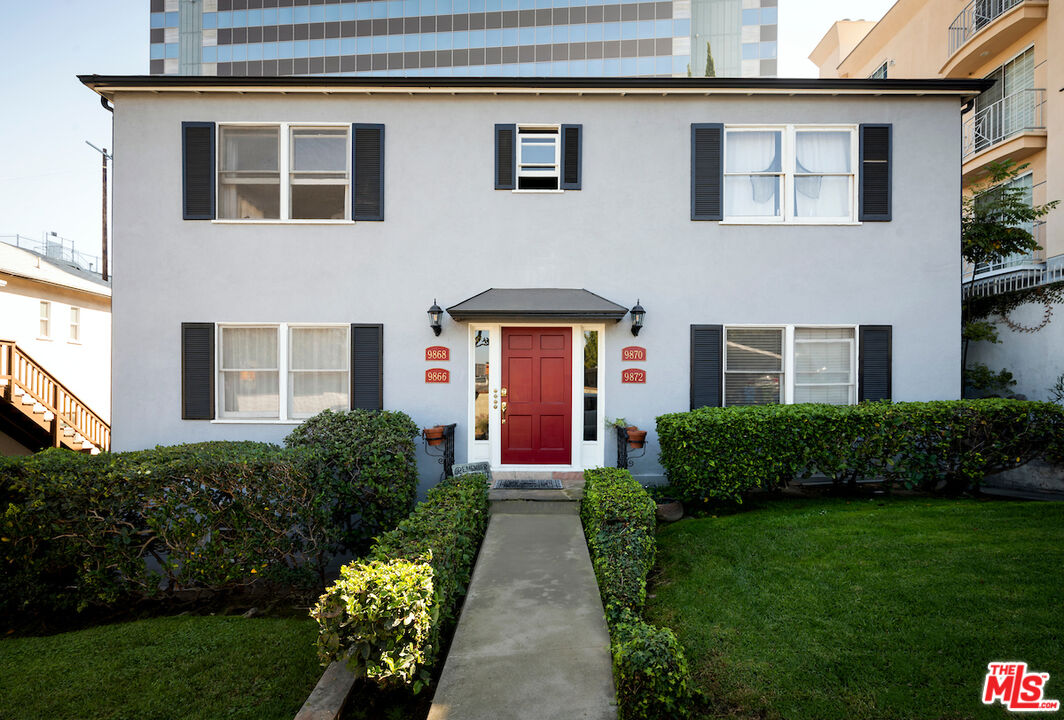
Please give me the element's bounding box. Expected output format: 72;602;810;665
85;141;111;281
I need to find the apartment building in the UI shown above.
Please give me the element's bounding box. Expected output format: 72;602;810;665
811;0;1063;401
148;0;777;78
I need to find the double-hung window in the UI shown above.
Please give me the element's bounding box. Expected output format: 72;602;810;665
516;124;561;190
39;301;51;339
724;125;857;223
218;323;349;420
69;307;81;342
724;326;856;407
218;124;349;220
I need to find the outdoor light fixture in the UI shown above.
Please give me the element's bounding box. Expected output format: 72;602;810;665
629;300;645;336
428;299;443;336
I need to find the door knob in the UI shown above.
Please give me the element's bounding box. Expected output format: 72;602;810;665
500;387;508;396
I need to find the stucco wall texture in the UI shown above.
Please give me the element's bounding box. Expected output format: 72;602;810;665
111;90;962;482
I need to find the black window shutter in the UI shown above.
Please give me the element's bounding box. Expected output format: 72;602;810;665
690;324;723;409
495;123;516;190
859;124;892;221
182;122;215;220
858;325;892;401
181;322;215;419
351;324;383;410
561;124;582;190
352;124;385;221
691;123;723;221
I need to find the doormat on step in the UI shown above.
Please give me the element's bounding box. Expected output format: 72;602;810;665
493;478;563;490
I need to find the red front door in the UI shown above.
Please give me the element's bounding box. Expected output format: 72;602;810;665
501;327;572;465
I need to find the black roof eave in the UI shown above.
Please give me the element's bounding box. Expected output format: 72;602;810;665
79;74;994;97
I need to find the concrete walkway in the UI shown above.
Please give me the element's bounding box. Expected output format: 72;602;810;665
427;498;617;720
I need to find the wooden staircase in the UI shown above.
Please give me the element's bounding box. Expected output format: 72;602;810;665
0;340;110;454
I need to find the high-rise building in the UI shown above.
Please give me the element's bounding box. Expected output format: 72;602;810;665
149;0;776;77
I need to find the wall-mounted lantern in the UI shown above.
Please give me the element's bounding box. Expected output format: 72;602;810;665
428;299;443;336
630;300;645;336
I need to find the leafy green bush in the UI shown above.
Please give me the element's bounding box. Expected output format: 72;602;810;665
611;608;692;720
311;473;489;692
581;468;690;719
657;399;1064;502
284;409;419;554
0;442;326;615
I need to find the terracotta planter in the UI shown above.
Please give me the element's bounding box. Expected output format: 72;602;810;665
423;426;445;446
626;427;647;449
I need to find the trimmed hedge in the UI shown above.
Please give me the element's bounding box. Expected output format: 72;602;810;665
284;409;420;553
311;472;489;692
0;409;420;615
657;399;1064;503
581;468;691;720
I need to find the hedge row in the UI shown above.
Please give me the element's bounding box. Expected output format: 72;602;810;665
311;472;489;693
657;399;1064;503
581;468;691;720
0;410;420;615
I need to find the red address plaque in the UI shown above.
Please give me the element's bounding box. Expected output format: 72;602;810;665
425;346;450;361
621;368;646;384
621;346;647;362
425;368;450;383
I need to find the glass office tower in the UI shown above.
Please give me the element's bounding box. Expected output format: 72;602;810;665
149;0;775;77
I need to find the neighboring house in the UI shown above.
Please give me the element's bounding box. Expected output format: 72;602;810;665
0;237;111;455
148;0;777;79
81;74;983;484
810;0;1063;401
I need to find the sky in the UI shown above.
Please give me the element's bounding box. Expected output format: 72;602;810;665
0;0;896;268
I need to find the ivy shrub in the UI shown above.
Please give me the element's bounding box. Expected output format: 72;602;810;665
284;409;420;554
581;468;691;720
311;473;489;693
0;442;326;615
657;399;1064;502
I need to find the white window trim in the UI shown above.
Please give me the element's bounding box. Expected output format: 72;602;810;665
68;307;81;344
514;123;564;194
723;324;858;407
38;301;51;340
722;124;859;225
213;121;354;224
214;322;350;423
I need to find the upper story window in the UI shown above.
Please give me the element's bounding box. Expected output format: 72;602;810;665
69;307;81;343
517;125;561;191
869;62;888;79
39;301;51;339
494;123;582;192
724;125;857;223
218;124;349;220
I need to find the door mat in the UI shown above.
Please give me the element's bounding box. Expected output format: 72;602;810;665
493;478;563;490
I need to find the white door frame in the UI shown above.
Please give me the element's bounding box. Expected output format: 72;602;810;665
466;322;606;471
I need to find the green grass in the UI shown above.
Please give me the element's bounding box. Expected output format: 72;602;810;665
0;615;321;720
645;497;1064;720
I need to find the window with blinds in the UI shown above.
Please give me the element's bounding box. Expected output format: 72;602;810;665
794;327;855;404
724;327;783;406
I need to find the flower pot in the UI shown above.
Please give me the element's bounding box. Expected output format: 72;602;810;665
656;499;684;523
423;426;445;446
626;427;647;449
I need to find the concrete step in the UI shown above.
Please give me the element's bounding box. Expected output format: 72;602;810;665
491;500;581;516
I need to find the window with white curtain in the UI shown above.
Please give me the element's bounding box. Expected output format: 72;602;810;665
725;327;784;406
793;327;855;404
288;326;350;418
724;125;856;223
219;324;349;420
218;124;350;220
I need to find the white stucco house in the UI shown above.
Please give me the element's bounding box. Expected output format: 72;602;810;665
79;74;986;485
0;239;111;455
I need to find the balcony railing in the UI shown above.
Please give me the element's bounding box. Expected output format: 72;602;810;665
949;0;1024;56
971;222;1045;276
964;262;1064;298
962;88;1045;161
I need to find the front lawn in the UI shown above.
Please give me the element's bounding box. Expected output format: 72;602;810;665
646;497;1064;720
0;615;320;720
